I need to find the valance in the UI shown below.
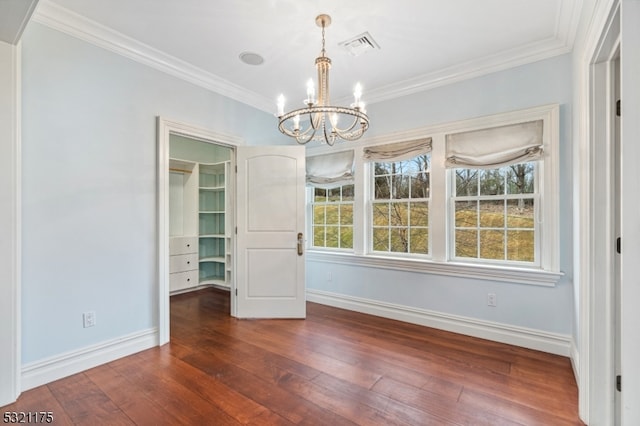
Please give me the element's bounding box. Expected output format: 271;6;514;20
306;150;355;188
445;120;543;169
363;138;432;162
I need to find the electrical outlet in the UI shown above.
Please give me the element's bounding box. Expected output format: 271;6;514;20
83;311;96;328
487;293;497;307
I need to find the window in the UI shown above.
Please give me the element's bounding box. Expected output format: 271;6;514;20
305;105;560;285
312;185;354;249
306;150;356;250
452;162;537;264
372;155;430;254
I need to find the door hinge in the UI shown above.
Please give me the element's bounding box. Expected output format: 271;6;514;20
235;288;237;296
617;237;621;254
235;226;238;234
235;165;238;173
616;99;621;117
617;375;622;392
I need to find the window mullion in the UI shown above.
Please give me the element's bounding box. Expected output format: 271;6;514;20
430;134;447;261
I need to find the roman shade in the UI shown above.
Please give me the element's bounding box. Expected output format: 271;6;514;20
445;120;543;169
363;138;432;162
306;150;355;188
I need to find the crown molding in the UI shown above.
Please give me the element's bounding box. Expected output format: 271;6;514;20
31;1;275;113
32;0;582;111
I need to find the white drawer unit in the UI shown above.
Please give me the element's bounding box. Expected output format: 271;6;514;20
169;270;199;292
169;236;197;255
169;253;198;273
169;236;199;293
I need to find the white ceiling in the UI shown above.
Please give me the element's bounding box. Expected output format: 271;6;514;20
30;0;583;113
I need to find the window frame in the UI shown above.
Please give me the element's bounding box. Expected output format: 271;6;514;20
305;104;562;286
310;184;355;251
368;155;432;258
449;162;541;267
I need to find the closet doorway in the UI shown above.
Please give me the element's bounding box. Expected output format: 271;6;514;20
157;118;243;344
157;118;307;346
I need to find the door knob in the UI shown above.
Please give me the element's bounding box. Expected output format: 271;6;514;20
297;232;304;256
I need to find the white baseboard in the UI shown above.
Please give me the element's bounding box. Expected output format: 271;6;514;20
21;328;158;391
570;338;580;383
307;289;571;356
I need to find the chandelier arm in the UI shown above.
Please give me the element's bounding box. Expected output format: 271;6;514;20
332;115;361;135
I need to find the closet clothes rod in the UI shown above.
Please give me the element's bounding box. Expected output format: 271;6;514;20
169;167;192;174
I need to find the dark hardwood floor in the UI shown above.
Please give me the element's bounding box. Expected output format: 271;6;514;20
3;288;584;425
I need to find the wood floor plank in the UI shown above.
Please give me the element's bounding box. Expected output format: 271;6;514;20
2;288;584;425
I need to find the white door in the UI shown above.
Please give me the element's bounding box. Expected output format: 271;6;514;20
235;146;306;318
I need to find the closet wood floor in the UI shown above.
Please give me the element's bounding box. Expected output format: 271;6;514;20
3;288;583;425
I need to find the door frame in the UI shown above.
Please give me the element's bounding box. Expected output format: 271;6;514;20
577;1;619;423
0;41;21;406
156;117;244;345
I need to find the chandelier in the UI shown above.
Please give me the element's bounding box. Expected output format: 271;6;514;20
276;14;370;146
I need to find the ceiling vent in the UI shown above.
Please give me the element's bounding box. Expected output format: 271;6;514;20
338;32;380;56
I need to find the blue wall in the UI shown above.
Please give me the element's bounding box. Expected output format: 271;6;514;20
20;18;573;367
307;53;574;337
20;22;278;364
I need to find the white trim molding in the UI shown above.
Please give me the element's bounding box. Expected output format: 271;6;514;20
32;1;582;112
156;117;244;345
307;289;571;356
21;328;158;392
0;40;21;407
308;251;563;287
32;1;274;113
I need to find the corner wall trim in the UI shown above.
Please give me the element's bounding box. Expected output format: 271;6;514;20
21;328;158;391
306;289;571;357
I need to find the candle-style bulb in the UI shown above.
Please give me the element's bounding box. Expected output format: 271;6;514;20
306;79;315;104
353;83;362;105
277;94;285;116
293;114;300;131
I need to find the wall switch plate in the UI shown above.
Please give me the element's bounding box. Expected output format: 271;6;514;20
83;311;96;328
487;293;497;307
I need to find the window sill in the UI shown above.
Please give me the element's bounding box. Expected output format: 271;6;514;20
306;250;563;287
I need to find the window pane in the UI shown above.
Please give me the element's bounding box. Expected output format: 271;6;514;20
455;201;477;227
390;228;409;252
374;162;392;176
325;205;339;225
374;176;391;199
455;169;478;196
328;187;341;201
340;227;353;249
506;163;534;194
479;200;504;228
314;188;327;202
325;226;339;248
342;184;354;201
390;202;408;226
480;230;505;260
340;205;353;225
392;175;410;199
479;168;505;195
410;172;430;198
313;226;324;246
313;205;326;224
372;203;389;226
506;199;534;228
455;229;478;258
409;202;428;227
507;230;534;261
373;228;389;251
410;228;429;254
